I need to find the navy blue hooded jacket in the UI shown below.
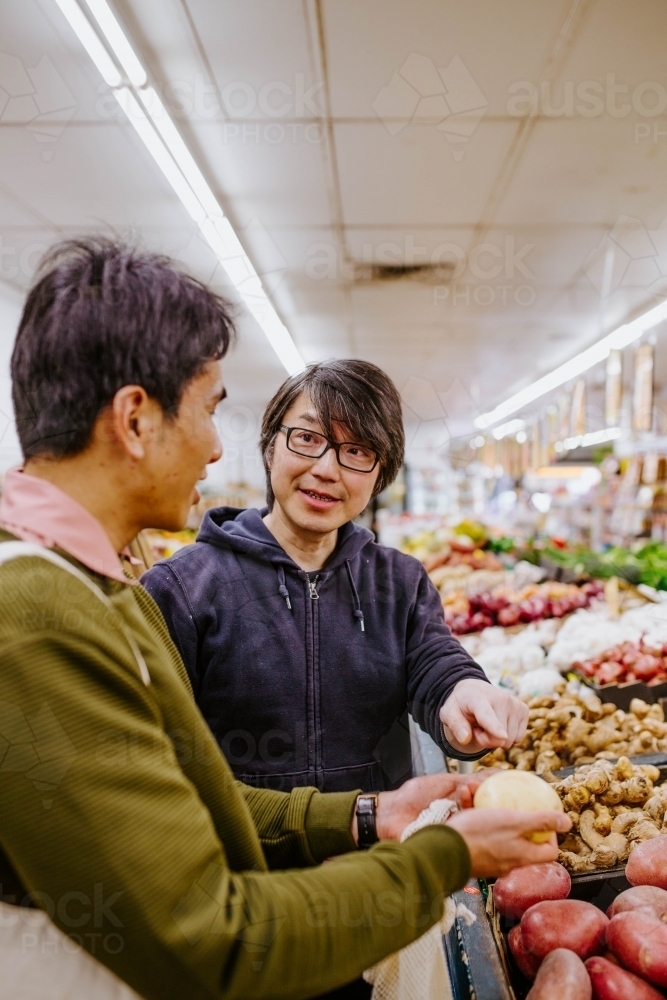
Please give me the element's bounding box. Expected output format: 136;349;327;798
143;506;488;793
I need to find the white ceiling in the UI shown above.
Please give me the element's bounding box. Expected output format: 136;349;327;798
1;0;667;482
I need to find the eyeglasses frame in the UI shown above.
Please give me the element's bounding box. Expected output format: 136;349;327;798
279;424;379;473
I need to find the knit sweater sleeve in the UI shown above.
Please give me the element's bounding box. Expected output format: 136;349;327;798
405;563;491;760
0;557;471;1000
237;783;360;867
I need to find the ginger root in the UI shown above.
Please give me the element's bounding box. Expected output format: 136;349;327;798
628;819;661;842
600;781;624;805
555;756;662;872
479;696;666;777
621;775;652;804
611;811;642;835
614;756;635;781
591;845;620;868
592;803;612;836
644;790;667;824
558;850;595;873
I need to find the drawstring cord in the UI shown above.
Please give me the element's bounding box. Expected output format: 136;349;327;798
277;565;292;610
345;560;365;633
276;561;365;633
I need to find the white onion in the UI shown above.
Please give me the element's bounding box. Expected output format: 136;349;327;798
474;770;563;843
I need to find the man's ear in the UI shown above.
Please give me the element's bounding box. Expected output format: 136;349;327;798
101;385;161;459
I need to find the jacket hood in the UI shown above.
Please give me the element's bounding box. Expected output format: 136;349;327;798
197;505;374;573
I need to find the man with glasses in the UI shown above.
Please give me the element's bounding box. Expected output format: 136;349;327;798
145;359;529;800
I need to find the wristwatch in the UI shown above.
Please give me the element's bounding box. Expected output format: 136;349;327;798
355;794;379;849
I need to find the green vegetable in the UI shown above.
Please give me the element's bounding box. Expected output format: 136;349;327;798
541;541;667;590
487;536;515;554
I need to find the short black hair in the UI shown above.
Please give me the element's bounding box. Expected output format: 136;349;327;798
11;236;235;458
260;359;405;508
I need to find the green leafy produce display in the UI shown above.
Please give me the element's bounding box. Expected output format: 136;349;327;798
487;536;516;554
543;540;667;591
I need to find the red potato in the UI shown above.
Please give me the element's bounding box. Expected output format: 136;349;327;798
586;955;665;999
521;900;608;960
526;949;591;1000
607;911;667;988
494;863;571;919
508;925;542;979
607;885;667;921
626;835;667;890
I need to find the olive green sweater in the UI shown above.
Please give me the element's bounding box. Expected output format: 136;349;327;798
0;530;470;1000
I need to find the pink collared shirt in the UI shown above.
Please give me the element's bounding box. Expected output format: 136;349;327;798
0;467;135;584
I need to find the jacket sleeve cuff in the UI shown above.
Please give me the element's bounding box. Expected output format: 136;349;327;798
304;790;360;862
438;722;493;762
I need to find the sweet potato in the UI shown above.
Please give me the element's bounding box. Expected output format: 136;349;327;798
508;924;541;979
607;885;667;921
586;955;665;999
607;911;667;988
494;862;571;919
521;899;608;959
527;949;591;999
626;835;667;890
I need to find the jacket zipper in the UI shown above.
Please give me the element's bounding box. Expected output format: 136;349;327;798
305;573;321;787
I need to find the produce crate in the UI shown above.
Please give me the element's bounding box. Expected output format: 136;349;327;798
487;868;630;1000
572;670;667;711
444;880;513;1000
445;870;633;1000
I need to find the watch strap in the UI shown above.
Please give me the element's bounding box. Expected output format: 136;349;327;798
356;794;379;849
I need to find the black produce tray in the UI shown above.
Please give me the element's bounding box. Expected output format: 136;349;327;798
573;671;667;711
444;881;513;1000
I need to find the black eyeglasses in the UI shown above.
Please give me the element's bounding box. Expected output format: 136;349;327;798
280;425;379;473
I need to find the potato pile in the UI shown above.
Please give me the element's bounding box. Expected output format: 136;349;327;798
481;694;667;775
496;860;667;995
554;756;667;872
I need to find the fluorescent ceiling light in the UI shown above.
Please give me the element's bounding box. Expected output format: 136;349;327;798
113;88;206;223
492;418;525;440
52;0;122;86
136;88;221;218
53;0;305;376
82;0;147;86
475;298;667;430
562;427;621;451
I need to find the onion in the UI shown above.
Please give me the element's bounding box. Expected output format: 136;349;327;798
474;770;564;843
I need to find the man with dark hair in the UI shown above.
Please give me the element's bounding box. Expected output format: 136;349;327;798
144;359;529;796
0;239;567;1000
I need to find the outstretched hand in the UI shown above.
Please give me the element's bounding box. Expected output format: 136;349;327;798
440;678;529;754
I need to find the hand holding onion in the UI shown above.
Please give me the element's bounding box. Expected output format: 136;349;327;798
447;770;570;878
472;770;565;843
